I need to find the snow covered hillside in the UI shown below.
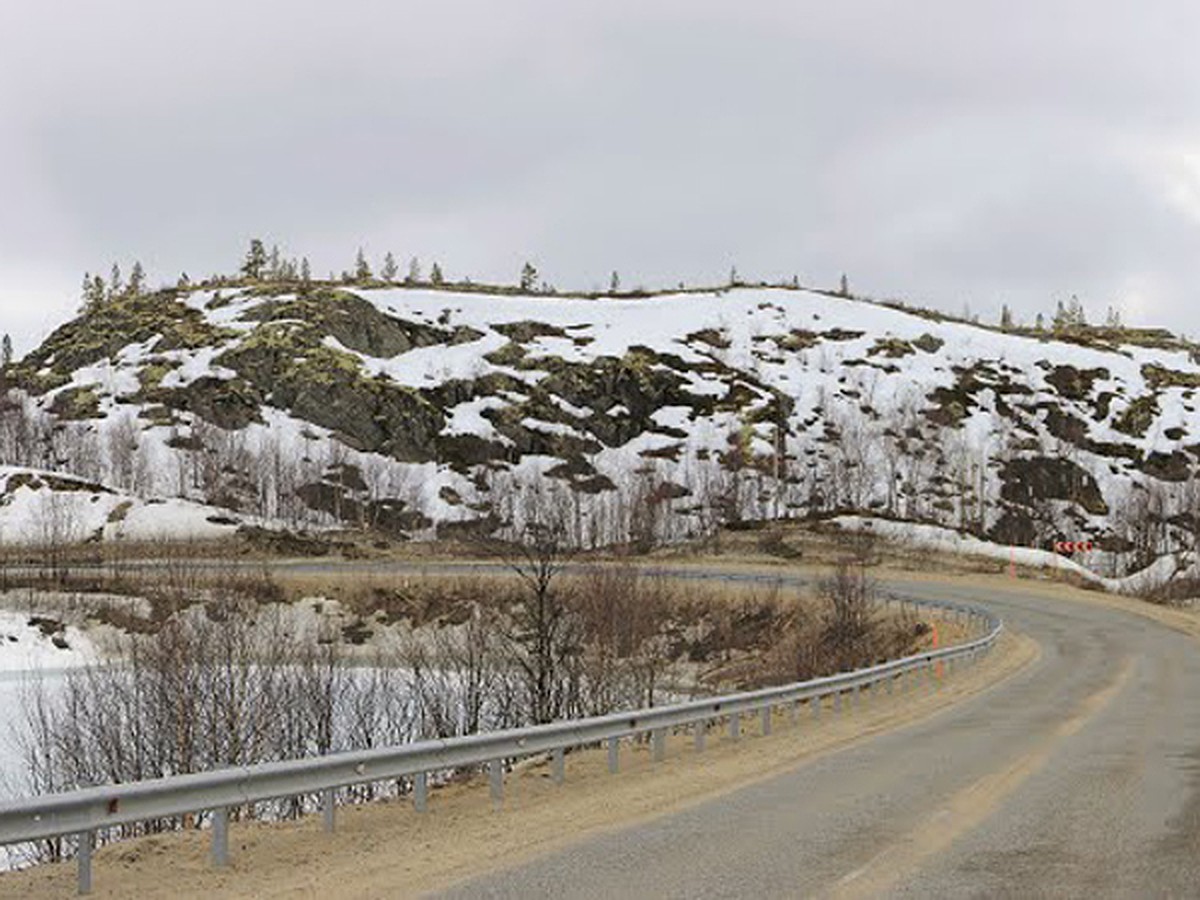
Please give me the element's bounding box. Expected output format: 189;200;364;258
0;467;246;545
4;280;1200;578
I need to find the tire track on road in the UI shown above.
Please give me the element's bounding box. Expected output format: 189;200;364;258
826;655;1135;900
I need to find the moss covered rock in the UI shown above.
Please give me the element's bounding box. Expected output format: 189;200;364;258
493;320;569;342
217;322;444;460
50;385;103;420
1044;365;1109;401
1141;363;1200;390
868;337;915;359
1000;456;1108;515
242;289;480;357
175;376;264;430
14;291;234;393
1113;395;1159;437
1139;450;1191;482
912;333;945;353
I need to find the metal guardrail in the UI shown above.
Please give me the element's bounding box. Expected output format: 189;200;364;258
0;593;1001;895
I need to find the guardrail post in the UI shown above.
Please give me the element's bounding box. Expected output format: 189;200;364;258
322;789;336;833
552;747;566;783
695;720;707;752
607;736;619;773
761;706;772;736
812;694;821;721
789;700;799;725
833;690;842;714
212;807;230;868
77;830;93;895
414;771;428;812
730;714;741;740
489;760;504;806
886;675;894;696
651;729;666;762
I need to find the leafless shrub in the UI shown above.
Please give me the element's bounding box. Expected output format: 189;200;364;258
1139;576;1200;608
572;566;677;712
33;491;82;586
757;526;801;559
818;561;877;671
752;561;919;685
479;489;583;725
12;603;417;863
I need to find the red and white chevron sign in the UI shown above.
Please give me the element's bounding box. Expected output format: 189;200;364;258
1053;540;1095;554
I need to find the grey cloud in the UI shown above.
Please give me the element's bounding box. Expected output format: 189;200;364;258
3;0;1200;350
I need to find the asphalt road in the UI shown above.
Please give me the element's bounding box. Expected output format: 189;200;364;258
436;580;1200;900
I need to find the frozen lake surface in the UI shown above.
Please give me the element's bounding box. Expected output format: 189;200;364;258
0;610;94;803
0;669;66;802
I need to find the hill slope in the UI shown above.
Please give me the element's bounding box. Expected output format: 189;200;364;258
3;281;1200;578
0;467;247;546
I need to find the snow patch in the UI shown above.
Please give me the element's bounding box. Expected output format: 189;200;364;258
0;610;96;674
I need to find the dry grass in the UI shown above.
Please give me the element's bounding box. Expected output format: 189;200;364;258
265;567;943;691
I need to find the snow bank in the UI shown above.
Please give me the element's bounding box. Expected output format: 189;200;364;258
0;609;96;674
0;467;245;545
831;515;1184;596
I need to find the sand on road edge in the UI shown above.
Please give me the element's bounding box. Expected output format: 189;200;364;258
865;566;1200;643
0;624;1036;900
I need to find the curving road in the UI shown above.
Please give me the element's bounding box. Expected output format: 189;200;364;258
435;579;1200;899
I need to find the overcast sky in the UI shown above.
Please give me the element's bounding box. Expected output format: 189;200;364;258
3;1;1200;353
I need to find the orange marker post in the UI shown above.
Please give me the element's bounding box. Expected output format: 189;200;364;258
932;622;943;679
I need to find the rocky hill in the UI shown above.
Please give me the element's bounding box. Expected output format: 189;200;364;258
3;279;1200;579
